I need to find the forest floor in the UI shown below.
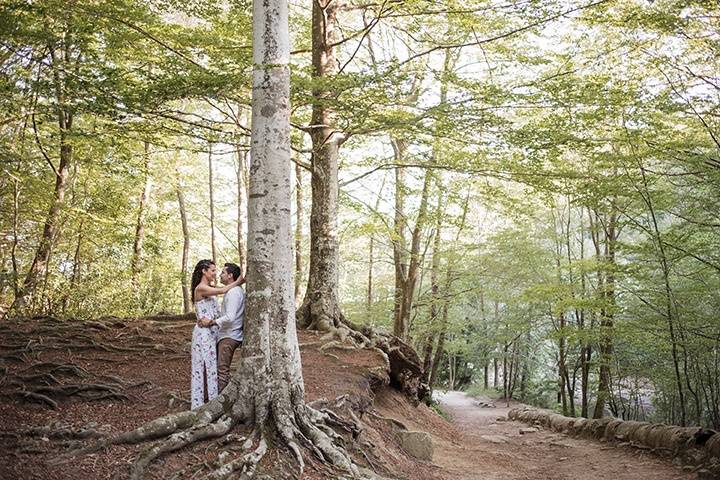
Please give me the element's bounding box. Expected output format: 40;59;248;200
433;390;695;480
0;315;700;479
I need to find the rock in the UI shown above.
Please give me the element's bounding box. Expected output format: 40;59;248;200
396;431;433;461
358;467;394;480
481;434;510;444
697;469;718;480
496;416;507;422
519;427;539;435
475;401;496;408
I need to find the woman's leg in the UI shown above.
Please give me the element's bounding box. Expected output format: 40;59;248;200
204;333;219;401
190;333;204;410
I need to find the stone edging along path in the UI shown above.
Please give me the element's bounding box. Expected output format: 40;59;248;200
509;407;720;476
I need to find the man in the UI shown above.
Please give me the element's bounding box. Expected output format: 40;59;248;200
199;262;245;392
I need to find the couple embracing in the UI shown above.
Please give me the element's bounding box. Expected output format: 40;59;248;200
189;259;245;410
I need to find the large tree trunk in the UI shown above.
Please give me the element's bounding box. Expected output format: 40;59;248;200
297;0;346;332
290;1;428;405
88;5;359;477
131;142;152;286
177;178;191;314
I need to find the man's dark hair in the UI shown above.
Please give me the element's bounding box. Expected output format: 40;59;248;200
224;262;242;281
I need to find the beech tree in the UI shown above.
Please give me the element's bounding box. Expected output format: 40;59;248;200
71;1;360;477
296;0;346;333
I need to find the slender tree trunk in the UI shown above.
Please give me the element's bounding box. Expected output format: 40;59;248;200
11;172;20;298
20;142;71;310
579;209;591;418
493;358;499;389
503;342;509;401
208;143;217;261
17;46;73;310
367;233;374;309
177;179;191;314
392;138;408;335
552;205;571;416
508;342;520;403
480;291;490;390
395;168;432;340
635;165;689;426
593;208;617;419
131;141;152;286
422;187;443;383
294;161;303;306
563;202;578;417
393;50;452;341
366;174;387;312
429;298;448;389
428;188;469;387
448;352;456;390
520;337;530;400
558;326;569;415
493;300;500;389
297;0;346;332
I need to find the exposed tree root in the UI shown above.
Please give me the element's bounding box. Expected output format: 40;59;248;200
7;422;107;440
366;411;408;431
297;304;429;404
1;359;141;409
203;435;267;480
0;316;183;360
3;316;375;478
58;370;365;479
130;415;237;480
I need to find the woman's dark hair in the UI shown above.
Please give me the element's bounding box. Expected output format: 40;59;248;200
224;262;242;281
191;259;215;302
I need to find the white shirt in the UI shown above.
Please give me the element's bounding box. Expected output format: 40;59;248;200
215;286;245;342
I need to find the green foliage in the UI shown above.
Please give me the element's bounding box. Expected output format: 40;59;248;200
1;0;718;431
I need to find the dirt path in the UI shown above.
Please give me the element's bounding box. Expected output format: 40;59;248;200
434;391;695;480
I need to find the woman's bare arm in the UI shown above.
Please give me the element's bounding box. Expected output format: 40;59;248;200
195;276;243;299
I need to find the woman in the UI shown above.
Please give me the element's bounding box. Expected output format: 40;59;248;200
189;259;241;409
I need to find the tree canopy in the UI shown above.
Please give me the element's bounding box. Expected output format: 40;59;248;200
2;0;719;430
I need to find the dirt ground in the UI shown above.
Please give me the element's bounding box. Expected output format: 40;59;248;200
0;316;704;479
431;390;697;480
0;316;440;479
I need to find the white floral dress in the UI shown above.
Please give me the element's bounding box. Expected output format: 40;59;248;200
191;297;220;410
